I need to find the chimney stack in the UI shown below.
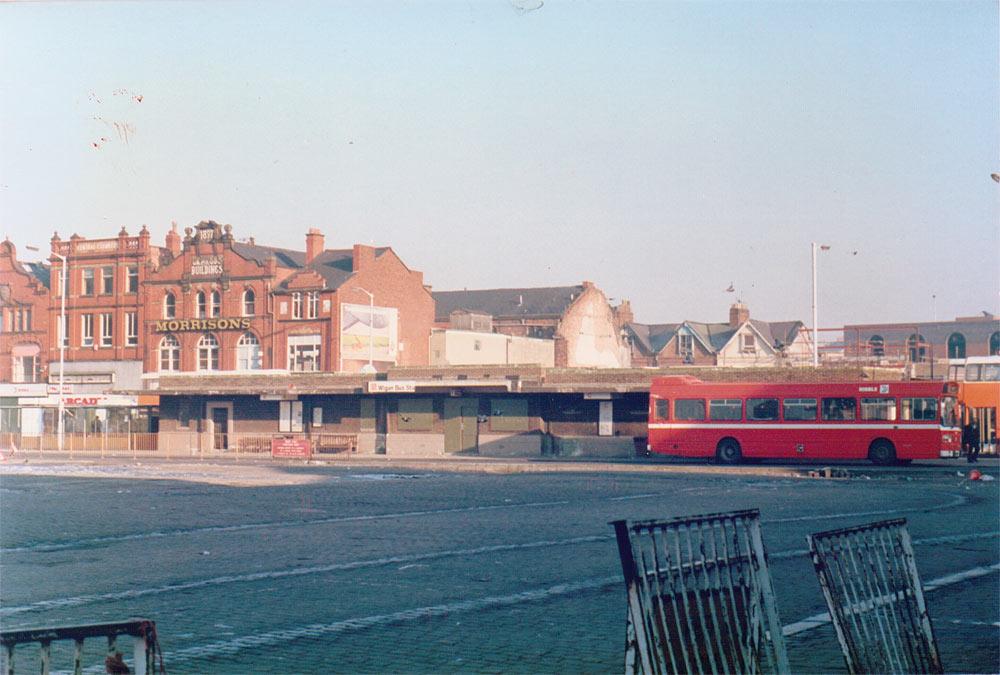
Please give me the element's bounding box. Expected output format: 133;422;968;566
729;302;750;327
614;300;634;328
306;228;324;264
165;222;181;257
352;244;376;271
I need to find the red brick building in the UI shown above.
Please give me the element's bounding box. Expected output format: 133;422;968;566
0;240;50;383
144;220;434;376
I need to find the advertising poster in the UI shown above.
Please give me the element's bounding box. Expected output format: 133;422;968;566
340;303;398;364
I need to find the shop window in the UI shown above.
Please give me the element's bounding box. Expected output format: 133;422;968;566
822;397;856;421
490;398;529;432
237;332;262;370
397;398;435;431
288;334;320;371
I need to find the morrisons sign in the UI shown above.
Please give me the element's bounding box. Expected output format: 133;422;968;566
155;318;252;332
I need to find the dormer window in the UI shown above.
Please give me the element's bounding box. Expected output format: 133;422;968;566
742;334;756;353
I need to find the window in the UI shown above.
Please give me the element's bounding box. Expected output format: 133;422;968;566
678;334;693;357
11;345;39;383
81;314;94;346
397;398;435;431
307;291;319;319
101;266;114;295
901;398;936;421
279;401;304;432
292;292;303;319
82;268;95;295
709;399;742;421
747;398;779;421
741;334;756;352
474;339;482;351
196;292;207;318
243;289;256;316
822;397;856;421
127;266;139;294
907;334;926;363
237;332;262;370
210;291;221;317
860;397;896;421
991;332;1000;356
654;399;669;420
490;398;529;432
783;398;817;421
288;334;321;371
675;399;706;421
159;334;180;371
125;312;138;346
164;292;176;319
982;364;1000;382
946;333;966;359
99;313;113;347
312;407;323;427
60;314;69;347
198;334;220;370
868;335;885;357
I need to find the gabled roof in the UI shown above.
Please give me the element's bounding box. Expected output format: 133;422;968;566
752;319;804;348
26;262;51;289
231;242;305;268
433;285;585;322
626;322;680;355
275;247;391;292
685;322;738;352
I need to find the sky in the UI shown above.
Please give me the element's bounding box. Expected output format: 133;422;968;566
1;0;997;329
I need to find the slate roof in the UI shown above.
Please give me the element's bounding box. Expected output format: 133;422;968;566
626;322;680;355
26;262;51;289
752;320;803;349
433;285;585;322
231;242;306;268
268;246;391;292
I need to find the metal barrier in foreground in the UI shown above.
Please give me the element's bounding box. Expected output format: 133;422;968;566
807;519;943;674
1;619;162;675
611;509;790;675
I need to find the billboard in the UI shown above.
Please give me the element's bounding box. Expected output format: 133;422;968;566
340;303;398;364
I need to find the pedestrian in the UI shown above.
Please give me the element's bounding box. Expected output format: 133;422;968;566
964;418;981;463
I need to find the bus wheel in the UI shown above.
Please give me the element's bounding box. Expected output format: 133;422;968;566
716;439;743;465
868;440;897;466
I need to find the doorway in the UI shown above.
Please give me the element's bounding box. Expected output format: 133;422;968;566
207;402;232;451
444;398;479;454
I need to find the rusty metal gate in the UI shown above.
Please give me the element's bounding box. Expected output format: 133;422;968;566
611;509;790;675
807;518;943;674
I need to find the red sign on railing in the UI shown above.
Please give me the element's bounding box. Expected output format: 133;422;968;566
271;436;312;459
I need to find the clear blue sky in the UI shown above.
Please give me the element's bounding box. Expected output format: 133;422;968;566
2;0;997;328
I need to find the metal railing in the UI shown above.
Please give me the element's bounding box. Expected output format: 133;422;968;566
1;619;160;675
611;509;790;675
807;519;943;674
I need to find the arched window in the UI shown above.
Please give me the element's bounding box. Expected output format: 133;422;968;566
947;333;966;359
237;332;261;370
210;291;221;317
196;291;207;318
243;288;256;316
907;334;926;363
868;335;885;357
164;292;176;319
991;331;1000;356
159;334;180;371
198;334;219;371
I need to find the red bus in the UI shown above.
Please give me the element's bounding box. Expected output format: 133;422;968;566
648;377;961;465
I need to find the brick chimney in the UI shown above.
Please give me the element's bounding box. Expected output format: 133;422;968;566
165;222;181;257
305;228;324;264
352;244;376;272
613;300;634;329
729;302;750;327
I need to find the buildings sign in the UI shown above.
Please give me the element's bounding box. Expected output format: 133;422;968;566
190;255;224;276
155;318;252;332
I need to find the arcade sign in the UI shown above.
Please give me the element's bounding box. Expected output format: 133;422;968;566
155;318;252;332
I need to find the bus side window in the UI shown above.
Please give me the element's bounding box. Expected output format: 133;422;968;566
822;397;857;421
783;398;817;421
654;398;669;420
675;399;706;421
902;397;936;421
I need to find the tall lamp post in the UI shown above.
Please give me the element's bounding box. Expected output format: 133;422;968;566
27;244;67;452
811;242;830;367
351;287;376;374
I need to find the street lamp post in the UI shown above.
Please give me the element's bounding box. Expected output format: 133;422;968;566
351;287;376;374
811;242;830;367
27;245;67;452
